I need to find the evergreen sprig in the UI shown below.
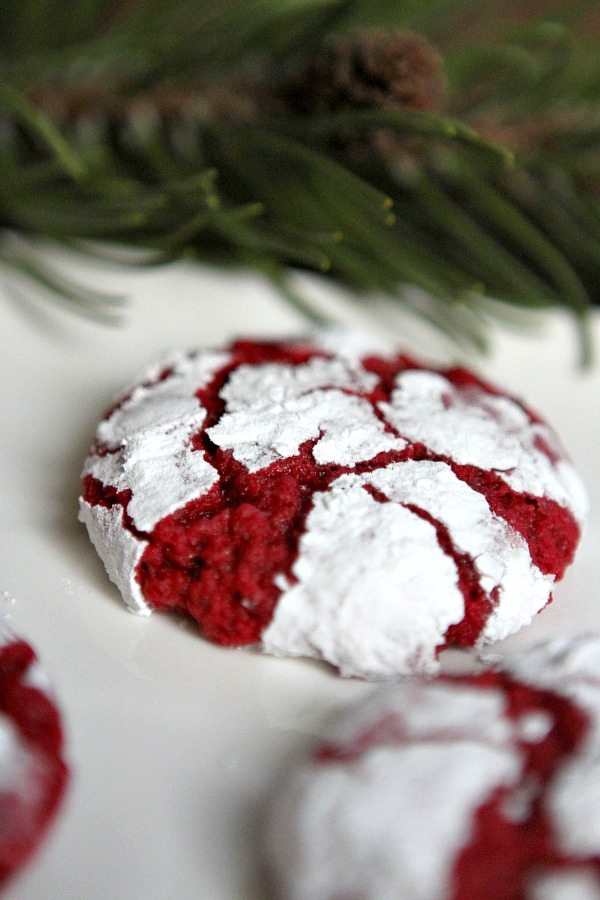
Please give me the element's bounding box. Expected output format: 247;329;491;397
0;0;598;360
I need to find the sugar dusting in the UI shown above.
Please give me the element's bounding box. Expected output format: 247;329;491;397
79;350;229;608
262;473;463;678
380;370;587;522
208;356;406;471
501;635;600;859
265;679;522;900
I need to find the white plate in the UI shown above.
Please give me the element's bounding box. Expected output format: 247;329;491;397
1;249;599;899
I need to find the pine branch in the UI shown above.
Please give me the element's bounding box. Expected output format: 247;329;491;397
0;0;598;362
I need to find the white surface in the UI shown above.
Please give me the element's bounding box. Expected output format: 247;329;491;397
1;248;599;899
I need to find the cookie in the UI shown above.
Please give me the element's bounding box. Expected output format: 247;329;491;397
265;635;600;900
0;627;68;885
80;330;586;678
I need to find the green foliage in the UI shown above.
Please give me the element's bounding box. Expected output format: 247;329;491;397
0;0;599;359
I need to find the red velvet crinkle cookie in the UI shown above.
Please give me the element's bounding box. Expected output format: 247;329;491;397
79;330;586;678
0;626;68;885
265;635;600;900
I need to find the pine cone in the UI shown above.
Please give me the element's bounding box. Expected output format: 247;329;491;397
284;29;446;117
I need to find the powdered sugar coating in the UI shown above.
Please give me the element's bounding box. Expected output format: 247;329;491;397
500;635;600;860
380;370;588;522
262;473;463;678
0;715;37;792
80;332;586;676
265;678;525;900
263;461;553;677
98;349;231;448
208;356;405;471
268;741;519;900
0;626;69;885
85;350;229;531
317;679;515;750
365;460;554;644
79;501;147;613
79;350;228;611
266;636;600;900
